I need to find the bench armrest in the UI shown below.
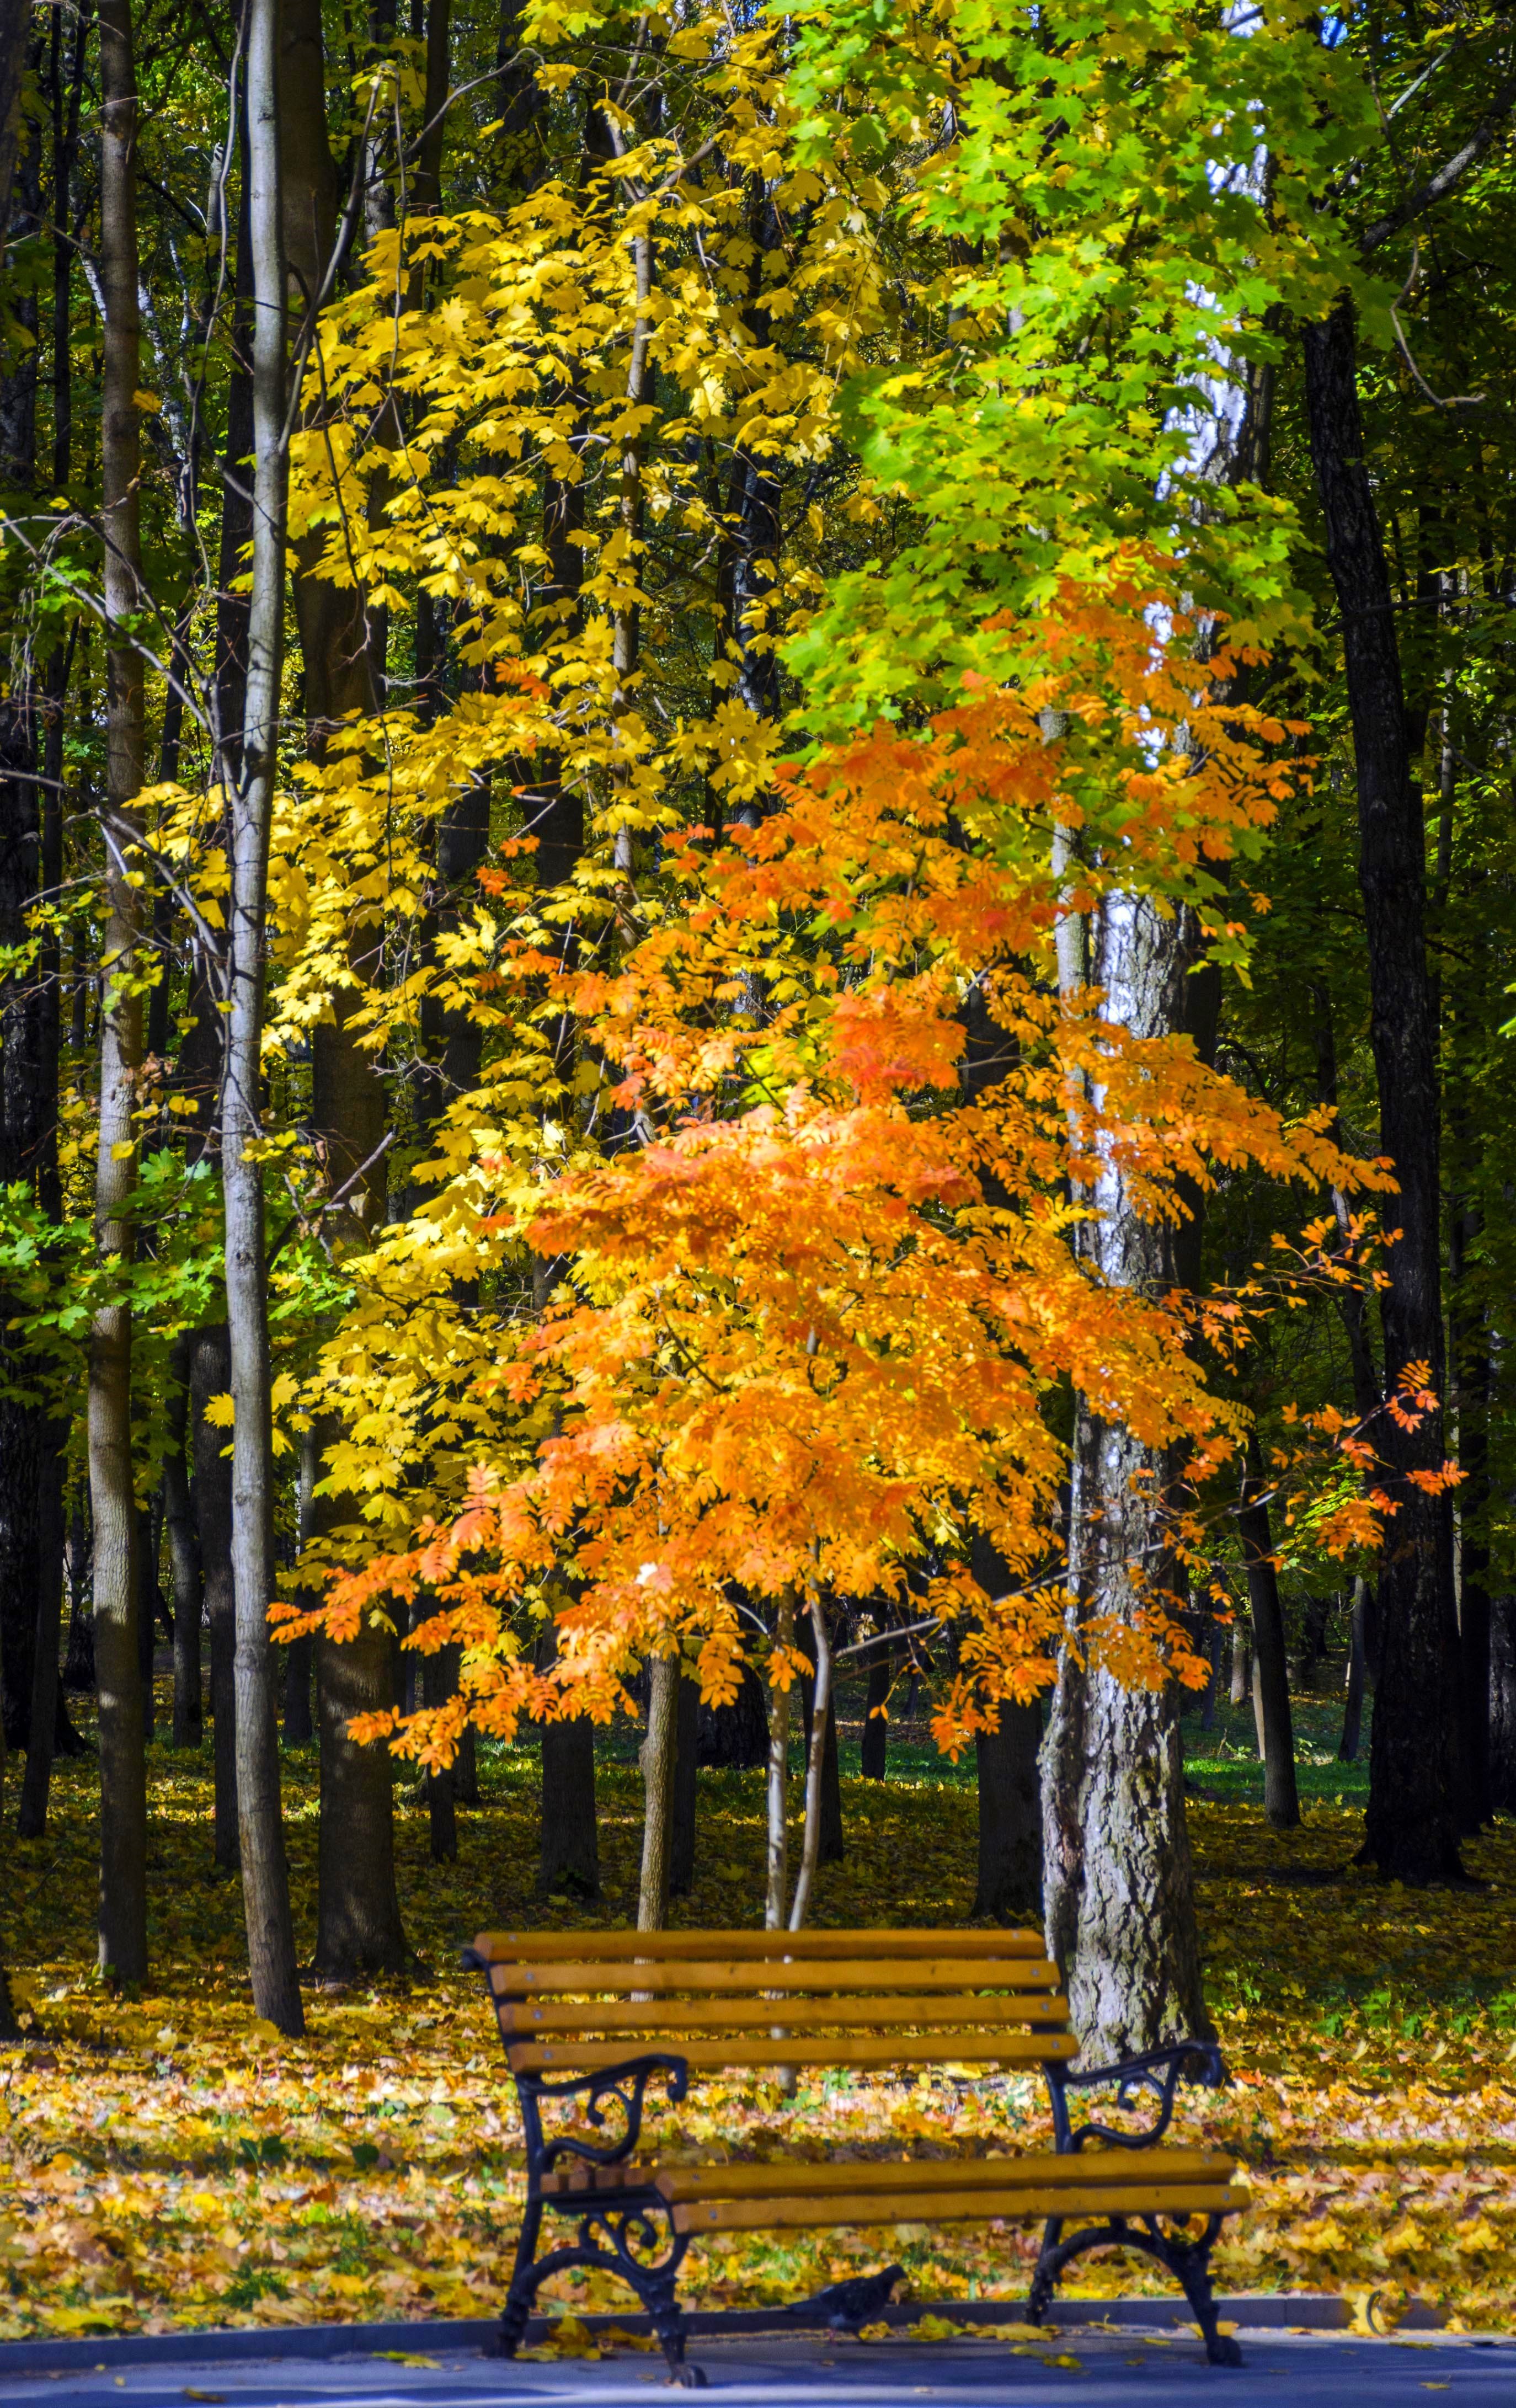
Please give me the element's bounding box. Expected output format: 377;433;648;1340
1044;2039;1225;2151
516;2054;691;2181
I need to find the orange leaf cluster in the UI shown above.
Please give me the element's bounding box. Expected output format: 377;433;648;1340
277;567;1386;1760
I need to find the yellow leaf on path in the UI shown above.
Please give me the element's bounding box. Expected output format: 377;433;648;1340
1042;2353;1082;2370
372;2355;440;2369
183;2389;226;2400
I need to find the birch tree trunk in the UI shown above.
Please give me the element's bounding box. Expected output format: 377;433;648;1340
764;1592;794;1929
92;0;148;1986
225;0;302;2033
787;1597;833;1932
1041;892;1212;2059
1039;170;1274;2050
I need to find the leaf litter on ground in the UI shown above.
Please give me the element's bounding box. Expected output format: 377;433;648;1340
4;1731;1516;2341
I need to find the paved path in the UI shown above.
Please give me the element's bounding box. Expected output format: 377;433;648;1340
0;2330;1512;2406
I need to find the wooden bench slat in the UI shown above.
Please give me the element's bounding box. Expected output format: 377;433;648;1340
498;1994;1072;2039
506;2030;1081;2074
472;1929;1045;1964
670;2182;1241;2234
488;1957;1061;1999
538;2150;1236;2199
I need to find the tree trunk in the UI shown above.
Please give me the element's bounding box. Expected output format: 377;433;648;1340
17;1432;65;1835
1339;1576;1368;1764
63;1487;93;1691
1239;1439;1299;1830
455;1720;479;1806
314;1614;411;1977
669;1669;700;1897
765;1591;794;1929
1041;893;1211;2059
136;1500;158;1742
1451;1203;1491;1833
1491;1593;1516;1816
974;1705;1043;1922
698;1654;767;1768
1229;1627;1250;1707
797;1611;843;1866
789;1597;835;1930
539;1715;599;1898
223;0;303;2038
969;1528;1040;1915
190;1328;238;1867
281;1424;317;1748
1302;298;1462;1884
91;0;148;1988
638;1653;680;1931
0;0;30;238
0;1685;19;2037
164;1334;203;1748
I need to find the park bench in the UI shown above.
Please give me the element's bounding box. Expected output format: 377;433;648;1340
465;1926;1245;2384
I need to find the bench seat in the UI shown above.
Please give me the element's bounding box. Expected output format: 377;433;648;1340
542;2146;1242;2231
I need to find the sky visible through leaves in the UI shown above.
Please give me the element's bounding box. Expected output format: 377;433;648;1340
4;1695;1516;2342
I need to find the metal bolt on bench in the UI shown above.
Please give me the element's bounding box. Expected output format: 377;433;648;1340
463;1926;1246;2385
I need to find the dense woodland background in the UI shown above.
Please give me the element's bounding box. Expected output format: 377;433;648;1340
2;0;1516;2073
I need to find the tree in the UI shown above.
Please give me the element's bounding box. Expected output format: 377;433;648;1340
91;0;148;1987
222;0;303;2036
1301;301;1462;1884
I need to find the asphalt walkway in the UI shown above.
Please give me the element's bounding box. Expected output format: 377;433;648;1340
0;2328;1512;2406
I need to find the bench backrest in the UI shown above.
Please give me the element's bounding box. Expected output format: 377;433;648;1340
468;1927;1079;2080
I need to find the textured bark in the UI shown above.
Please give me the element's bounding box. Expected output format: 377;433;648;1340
1042;896;1210;2059
539;1716;600;1898
638;1654;680;1931
1238;1440;1300;1830
669;1671;700;1896
1492;1594;1516;1816
191;1327;238;1868
91;0;148;1987
1303;298;1461;1883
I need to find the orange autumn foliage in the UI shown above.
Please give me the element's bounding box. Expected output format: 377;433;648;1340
276;571;1394;1764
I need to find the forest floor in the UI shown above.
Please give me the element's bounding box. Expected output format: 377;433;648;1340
3;1681;1515;2343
